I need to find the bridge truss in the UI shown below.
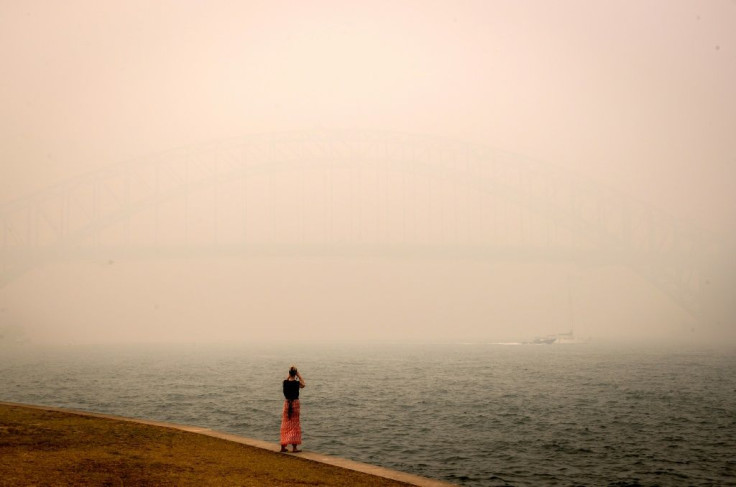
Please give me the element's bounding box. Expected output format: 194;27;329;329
0;131;714;319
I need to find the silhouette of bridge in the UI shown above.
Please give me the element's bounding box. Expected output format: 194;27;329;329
0;131;715;319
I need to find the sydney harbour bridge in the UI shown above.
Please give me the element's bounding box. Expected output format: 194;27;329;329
0;131;717;321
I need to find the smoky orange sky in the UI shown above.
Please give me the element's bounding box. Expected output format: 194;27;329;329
1;1;735;345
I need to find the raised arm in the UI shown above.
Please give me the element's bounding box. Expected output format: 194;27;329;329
297;372;306;388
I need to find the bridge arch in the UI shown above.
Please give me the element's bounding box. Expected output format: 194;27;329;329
0;131;714;318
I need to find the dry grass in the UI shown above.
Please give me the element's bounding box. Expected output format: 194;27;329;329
0;404;411;486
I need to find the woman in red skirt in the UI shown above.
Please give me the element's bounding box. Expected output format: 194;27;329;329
280;365;305;452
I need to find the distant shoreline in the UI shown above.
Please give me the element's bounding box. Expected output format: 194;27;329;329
0;401;454;487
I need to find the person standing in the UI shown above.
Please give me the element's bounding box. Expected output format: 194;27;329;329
280;365;305;452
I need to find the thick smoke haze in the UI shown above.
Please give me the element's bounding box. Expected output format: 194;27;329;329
1;1;735;346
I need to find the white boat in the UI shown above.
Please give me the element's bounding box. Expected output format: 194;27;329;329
529;335;558;345
527;331;579;344
525;276;587;345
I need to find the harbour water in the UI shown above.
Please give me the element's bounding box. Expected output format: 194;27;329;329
1;342;734;486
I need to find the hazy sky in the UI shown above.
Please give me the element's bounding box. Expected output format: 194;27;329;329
1;1;735;344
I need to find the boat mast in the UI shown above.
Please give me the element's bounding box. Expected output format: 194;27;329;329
567;274;574;336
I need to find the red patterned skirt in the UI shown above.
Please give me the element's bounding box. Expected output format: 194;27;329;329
280;399;302;445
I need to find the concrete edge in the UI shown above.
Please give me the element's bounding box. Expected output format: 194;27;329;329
0;401;457;487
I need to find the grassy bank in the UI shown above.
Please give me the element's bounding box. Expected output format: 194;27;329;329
0;404;411;486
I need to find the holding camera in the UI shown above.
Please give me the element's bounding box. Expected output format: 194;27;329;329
280;365;306;453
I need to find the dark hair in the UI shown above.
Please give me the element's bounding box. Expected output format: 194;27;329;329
289;366;297;377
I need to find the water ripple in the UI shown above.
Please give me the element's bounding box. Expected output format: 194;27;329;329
1;343;735;486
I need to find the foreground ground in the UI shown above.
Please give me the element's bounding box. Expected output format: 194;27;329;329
0;404;412;486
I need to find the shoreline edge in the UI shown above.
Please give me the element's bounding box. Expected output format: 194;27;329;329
0;401;457;487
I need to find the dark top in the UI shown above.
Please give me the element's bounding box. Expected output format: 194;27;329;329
283;379;300;400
